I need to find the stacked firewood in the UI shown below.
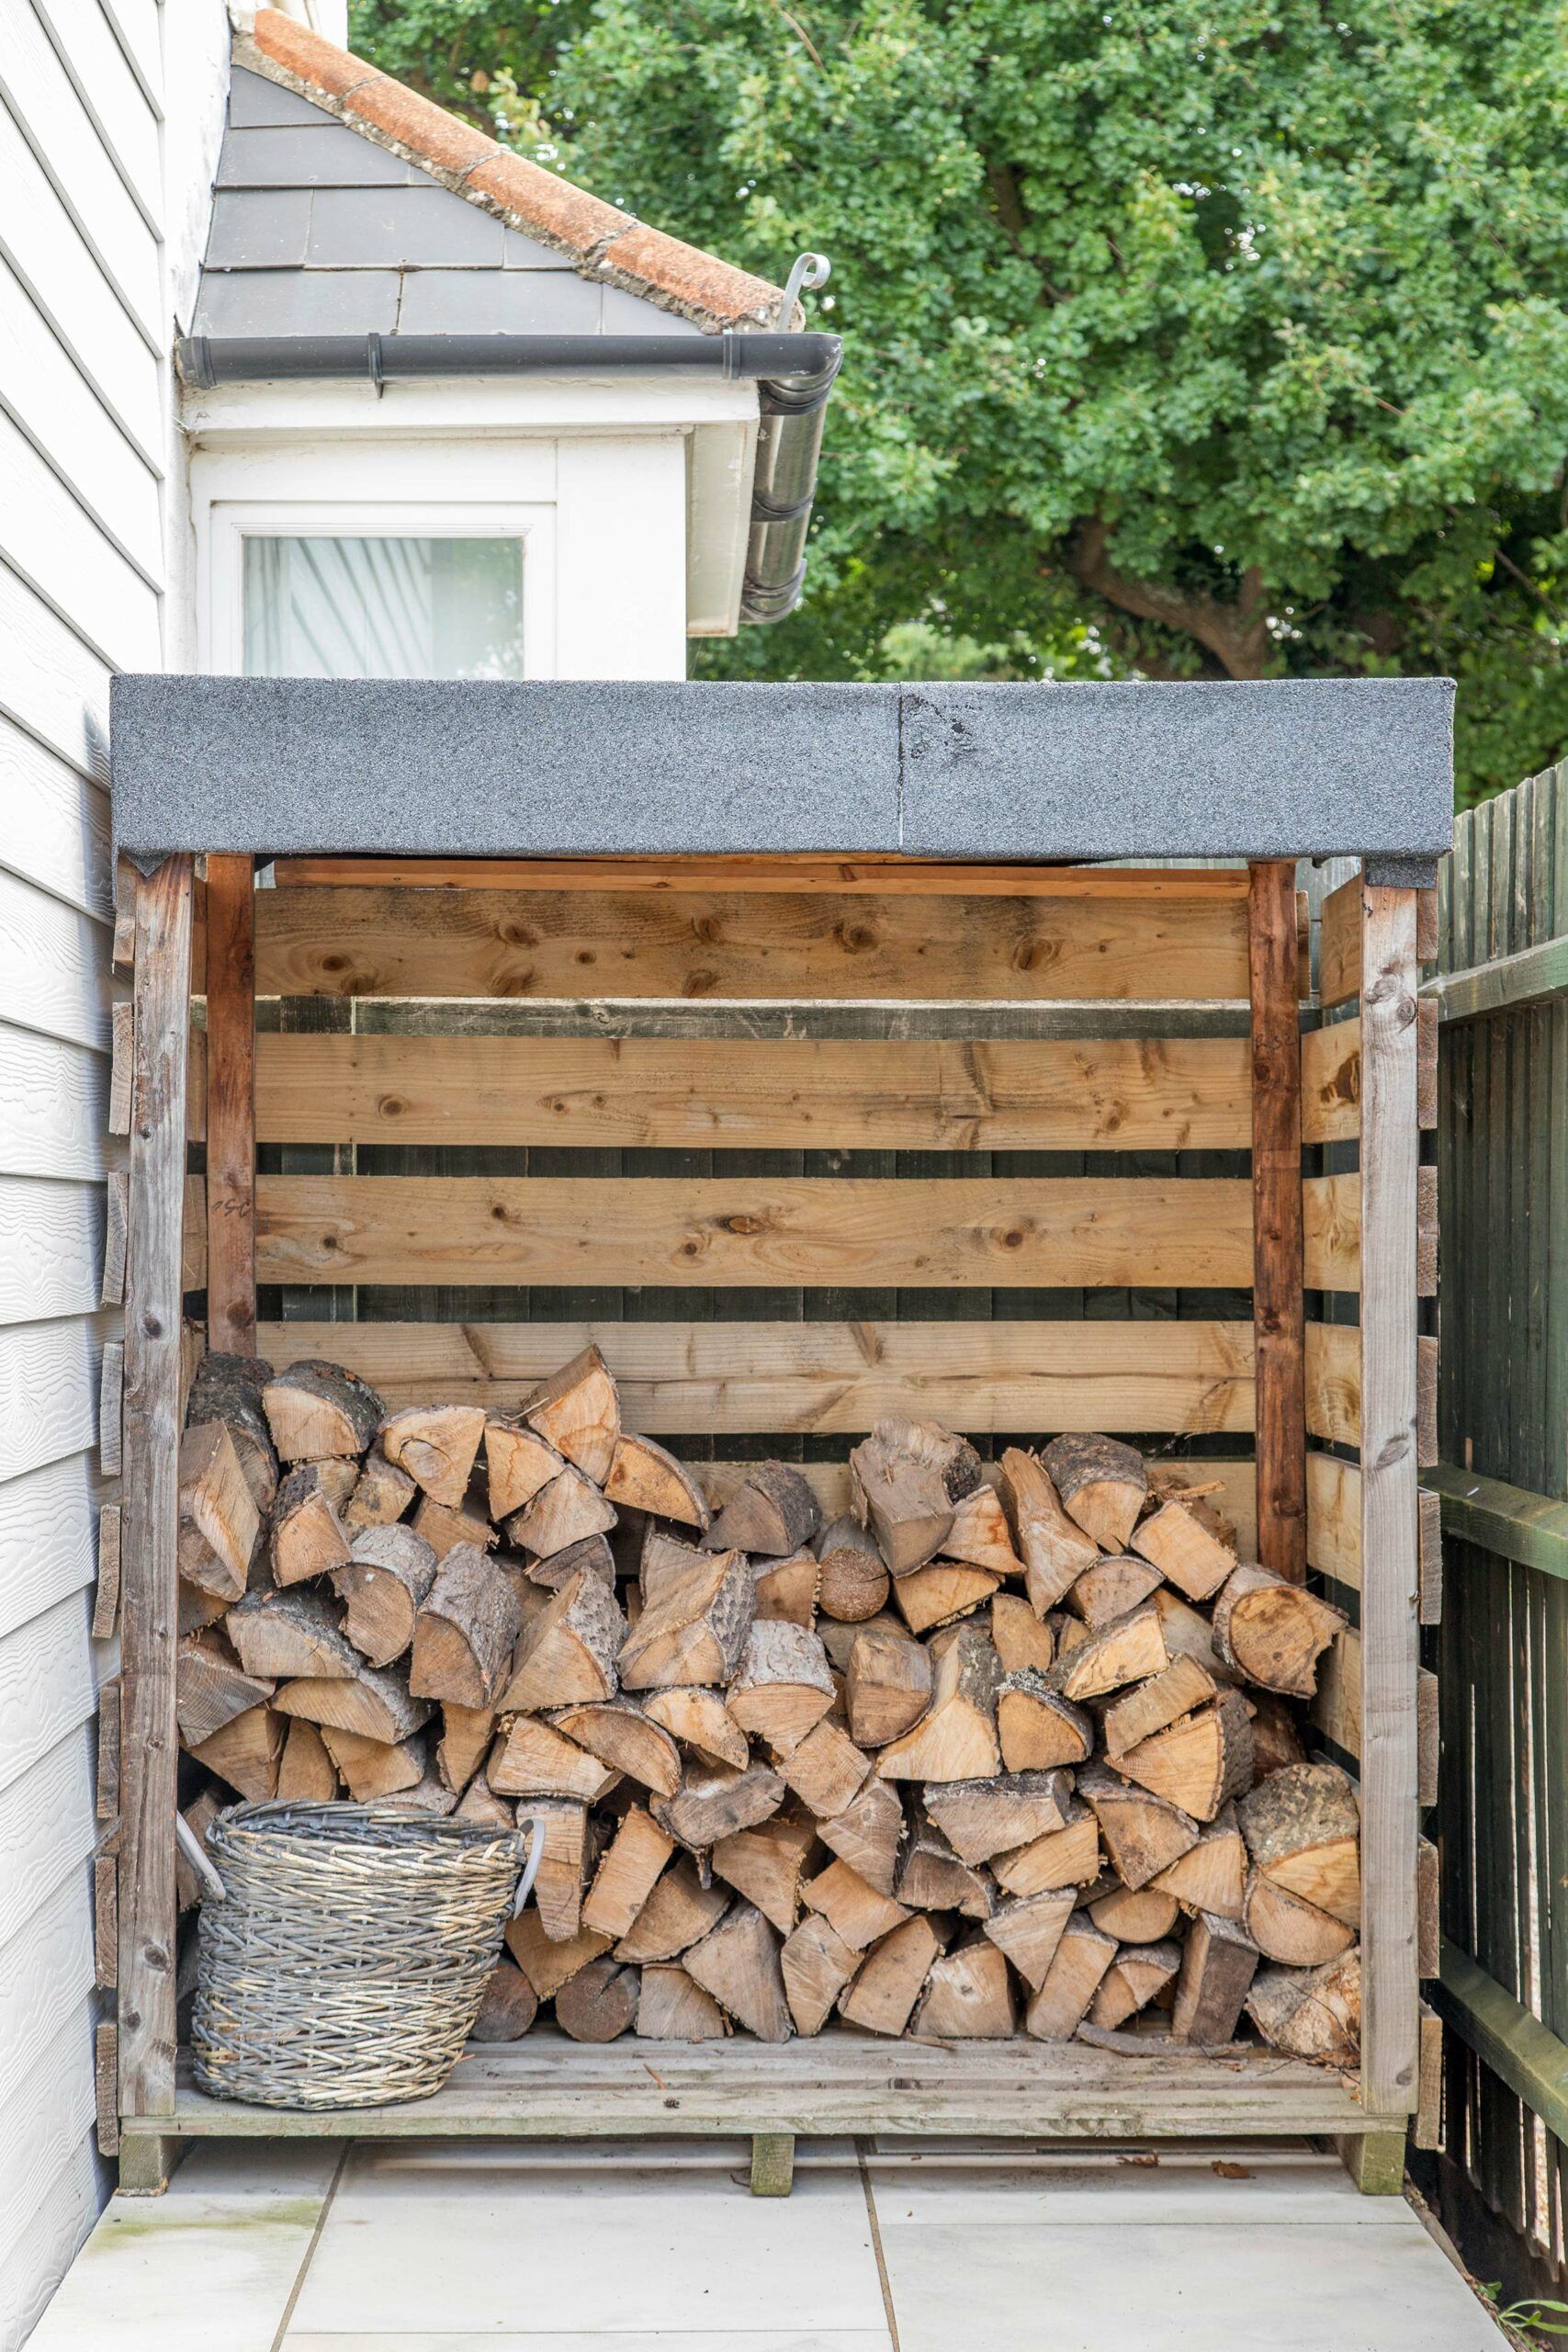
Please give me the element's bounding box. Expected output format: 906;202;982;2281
175;1346;1362;2063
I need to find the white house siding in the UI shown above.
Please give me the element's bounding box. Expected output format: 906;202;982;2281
0;4;223;2341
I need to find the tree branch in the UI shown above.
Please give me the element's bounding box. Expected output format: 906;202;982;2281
1069;517;1270;679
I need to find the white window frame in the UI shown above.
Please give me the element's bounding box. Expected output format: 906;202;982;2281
201;495;558;678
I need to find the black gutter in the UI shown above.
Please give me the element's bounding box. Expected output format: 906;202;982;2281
176;329;841;628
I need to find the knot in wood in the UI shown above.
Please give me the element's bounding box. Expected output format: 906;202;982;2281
835;922;879;956
377;1096;406;1120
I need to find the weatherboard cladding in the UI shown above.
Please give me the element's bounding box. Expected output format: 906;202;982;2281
194;67;703;344
109;675;1454;865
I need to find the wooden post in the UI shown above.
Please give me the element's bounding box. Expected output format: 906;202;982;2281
1359;878;1422;2128
1248;860;1306;1582
118;855;194;2128
750;2132;795;2196
205;853;257;1353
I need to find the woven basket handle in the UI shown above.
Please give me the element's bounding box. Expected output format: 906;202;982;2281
510;1812;548;1917
175;1810;228;1902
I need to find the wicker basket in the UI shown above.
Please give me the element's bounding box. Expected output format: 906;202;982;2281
190;1801;536;2110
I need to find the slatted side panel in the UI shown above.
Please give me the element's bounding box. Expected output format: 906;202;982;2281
1434;768;1568;2271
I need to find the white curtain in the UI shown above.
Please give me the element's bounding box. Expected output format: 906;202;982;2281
243;537;524;679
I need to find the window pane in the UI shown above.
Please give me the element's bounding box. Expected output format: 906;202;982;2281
243;537;524;680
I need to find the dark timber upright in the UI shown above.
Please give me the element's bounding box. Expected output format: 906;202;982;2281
107;675;1449;2199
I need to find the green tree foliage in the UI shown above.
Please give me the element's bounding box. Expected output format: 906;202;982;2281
349;0;1568;802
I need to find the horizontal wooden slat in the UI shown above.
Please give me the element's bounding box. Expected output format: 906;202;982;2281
1425;1462;1568;1582
1319;875;1439;1008
254;887;1251;1004
1300;1005;1438;1144
1312;1624;1438;1806
252;1319;1256;1435
1302;1170;1437;1295
1425;932;1568;1024
253;1175;1253;1291
269;857;1254;900
1304;1449;1443;1621
1303;1322;1438;1465
241;1033;1255;1152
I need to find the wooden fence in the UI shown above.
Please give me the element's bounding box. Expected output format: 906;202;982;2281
1427;764;1568;2272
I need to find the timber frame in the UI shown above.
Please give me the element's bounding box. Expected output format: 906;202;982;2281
106;676;1450;2193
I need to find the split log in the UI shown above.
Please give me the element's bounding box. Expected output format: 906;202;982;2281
332;1524;439;1666
489;1717;619;1803
1245;1947;1361;2065
270;1464;354;1589
1150;1804;1247;1921
817;1516;891;1623
415;1494;498;1560
1098;1653;1220;1759
924;1771;1074;1865
896;1815;990;1916
983;1889;1076;1992
652;1761;784;1852
683;1901;792;2041
1117;1689;1255;1824
191;1702;284;1800
263;1359;382;1461
777;1720;870;1820
551;1700;682;1798
1024;1912;1119;2041
942;1485;1024;1577
380;1405;488;1510
470;1959;538;2041
1171;1911;1259;2043
914;1938;1016;2038
186;1351;277;1510
639;1528;712;1609
176;1634;273;1747
997;1671;1093;1771
527;1532;615;1594
817;1774;904;1898
850;1418;982;1575
581;1806;676;1939
781;1915;859;2035
640;1685;750;1771
612;1857;728;1962
1088;1884;1180;1944
523;1798;592;1942
484;1418;565;1522
344;1448;417;1530
1149;1587;1235;1683
1079;1763;1200;1891
310;1460;359;1511
377;1767;458;1817
619;1547;752;1690
410;1545;524;1709
556;1957;639;2042
454;1771;514;1826
276;1715;338;1802
502;1566;626;1711
840;1914;948;2036
637;1965;730;2040
1249;1691;1309;1781
874;1625;1001;1782
275;1660;431;1744
1213;1564;1348;1698
177;1422;259;1600
713;1815;817;1934
179;1581;231;1635
1089;1939;1182;2030
1131;1496;1236;1601
604;1430;710;1530
320;1724;426;1801
1047;1601;1168;1701
752;1550;820;1626
505;1910;608;2000
989;1593;1055;1677
1041;1435;1148;1552
998;1448;1100;1613
226;1589;359;1683
819;1608;897;1675
522;1342;620;1487
1066;1555;1164;1628
1243;1870;1357;1967
705;1461;820;1557
990;1803;1101;1896
506;1466;616;1560
893;1562;1001;1635
803;1859;910;1951
1239;1762;1361;1926
727;1621;835;1749
437;1702;495;1795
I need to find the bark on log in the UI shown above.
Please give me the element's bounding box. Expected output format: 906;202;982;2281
651;1761;785;1853
874;1624;1001;1782
1245;1947;1361;2065
850;1418;982;1575
924;1771;1074;1865
409;1544;524;1709
1239;1762;1361;1926
997;1671;1093;1771
344;1447;417;1530
225;1589;359;1683
332;1524;439;1666
502;1566;627;1711
556;1957;639;2042
470;1959;538;2041
270;1464;354;1589
705;1461;820;1557
1041;1435;1148;1552
263;1359;383;1461
998;1448;1100;1613
727;1621;835;1749
817;1515;891;1623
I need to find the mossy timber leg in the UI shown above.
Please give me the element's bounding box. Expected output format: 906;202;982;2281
750;2132;795;2197
118;2133;186;2197
1337;2127;1407;2195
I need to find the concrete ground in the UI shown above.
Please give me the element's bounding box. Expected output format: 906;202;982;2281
29;2138;1507;2352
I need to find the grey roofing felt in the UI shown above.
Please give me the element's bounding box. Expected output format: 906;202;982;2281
110;675;1455;866
194;67;696;345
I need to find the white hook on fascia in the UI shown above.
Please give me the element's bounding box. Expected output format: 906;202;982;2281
775;253;831;328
